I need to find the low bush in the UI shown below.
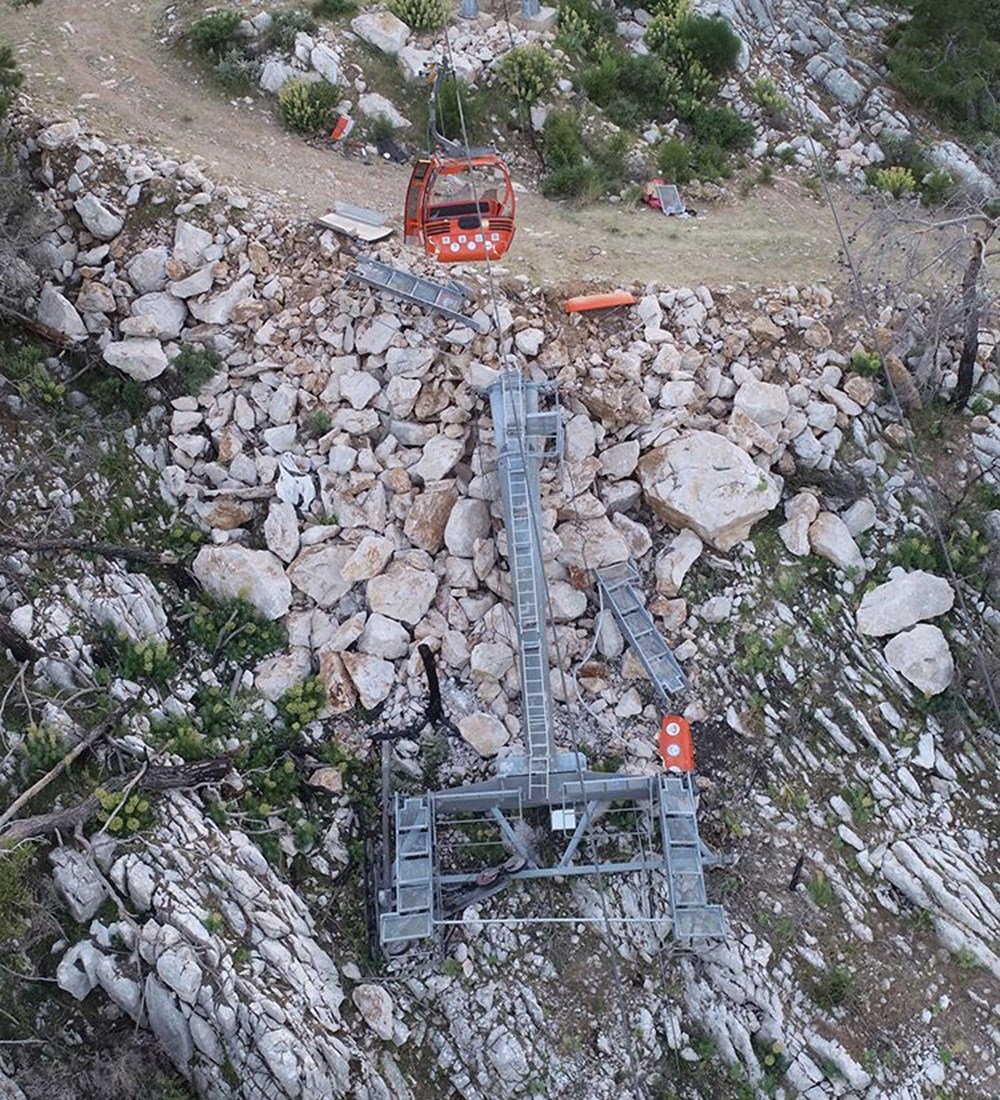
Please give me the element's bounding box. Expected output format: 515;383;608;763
919;168;956;206
171;344;222;395
0;43;24;121
278;676;327;736
387;0;446;31
20;723;65;776
433;78;489;145
676;14;742;76
556;0;616;56
872;164;916;197
811;964;854;1009
689;140;732;181
267;8;318;51
214;48;262;92
185;594;287;664
114;635;178;684
646;0;690;18
684;102;754;150
312;0;358;16
751;76;786;112
93;787;156;836
277;79;340;134
0;844;36;945
189;11;244;60
656;137;691;182
495;45;558;106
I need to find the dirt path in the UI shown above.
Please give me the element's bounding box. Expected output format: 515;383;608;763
0;0;871;291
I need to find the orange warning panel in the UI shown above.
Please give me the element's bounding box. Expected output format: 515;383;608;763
658;715;695;772
564;291;637;314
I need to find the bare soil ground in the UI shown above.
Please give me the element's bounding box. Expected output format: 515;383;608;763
0;0;877;292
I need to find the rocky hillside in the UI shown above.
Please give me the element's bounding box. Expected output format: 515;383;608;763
0;100;998;1100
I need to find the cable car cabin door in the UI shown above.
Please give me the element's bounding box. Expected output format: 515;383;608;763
404;158;432;248
404;154;516;264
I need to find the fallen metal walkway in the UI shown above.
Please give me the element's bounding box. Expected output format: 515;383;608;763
596;560;687;701
348;257;480;327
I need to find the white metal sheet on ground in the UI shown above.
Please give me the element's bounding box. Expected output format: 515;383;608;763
316;211;394;242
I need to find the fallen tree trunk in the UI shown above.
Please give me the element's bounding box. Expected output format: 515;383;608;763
0;533;179;567
0;758;230;843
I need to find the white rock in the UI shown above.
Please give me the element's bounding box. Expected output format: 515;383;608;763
173;219;214;269
74;194;123;240
357;613;410;660
734;378;789;428
411;435;465;482
76;280;116;314
884;624;954;695
192;545;292;620
310;43;342;85
128;292;187;339
655;528;702;597
350;11;409;55
103;338;168;381
856;570;954;637
287;545;354;607
189;273;255;325
808;512;866;574
340;370;381;410
37;285;88;342
638;431;781;551
342;536;394;582
168;265;215;299
458;712;510;756
37;119;81;149
599;440;639;480
264;500;300;563
50;848;107;922
444;498;490;557
514;327;545;357
254;648;313;701
549;580;587;621
778;490;820;557
259;59;299;93
126;246;169;294
358;92;410;129
341;651;396;709
843;498;877;535
352;984;397;1041
367;563;437;625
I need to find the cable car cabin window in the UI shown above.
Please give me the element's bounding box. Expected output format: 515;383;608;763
427;162;510;225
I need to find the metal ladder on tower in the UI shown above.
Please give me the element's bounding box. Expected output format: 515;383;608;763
348;257;482;328
489;373;561;801
658;773;726;941
596;560;687;703
379;794;434;943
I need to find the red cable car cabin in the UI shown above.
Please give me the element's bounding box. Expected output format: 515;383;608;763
404;151;516;264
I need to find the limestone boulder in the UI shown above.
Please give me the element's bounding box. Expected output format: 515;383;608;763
884;624;954;695
103;338;168;381
733;379;789;429
654;529;703;597
808;512;866;575
357;613;410;660
189;273;256;326
263;500;300;563
350;11;409;55
458;712;510;757
37;285;87;342
856;570;954;637
366;562;437;625
341;651;395;709
638;431;781;551
342;536;395;583
192;546;292;620
411;434;465;482
352;983;397;1042
74;194;123;240
444;497;490;557
126;246;169;294
404;483;458;553
126;292;187;339
287;545;354;607
173;219;214;269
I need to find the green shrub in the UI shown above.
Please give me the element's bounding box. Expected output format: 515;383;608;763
90;373;152;417
171;344;222;395
190;11;244;60
433;78;489;145
689;140;731;181
267;8;318;51
277;79;340;134
312;0;358;15
495;45;558;106
540;111;623;200
919;168;956;206
185;594;287;664
872;164;916;197
850;349;881;376
387;0;446;31
94;787;156;836
656;137;691;182
684;102;754;150
214;48;262;92
556;0;616;56
888;1;1000;135
0;844;36;945
806;870;834;907
115;635;178;684
20;723;66;776
646;0;690;18
278;676;327;735
150;715;212;761
0;43;25;121
676;14;742;76
811;964;853;1009
752;76;786;112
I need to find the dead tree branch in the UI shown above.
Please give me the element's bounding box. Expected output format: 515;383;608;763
0;758;230;844
0;533;179;567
